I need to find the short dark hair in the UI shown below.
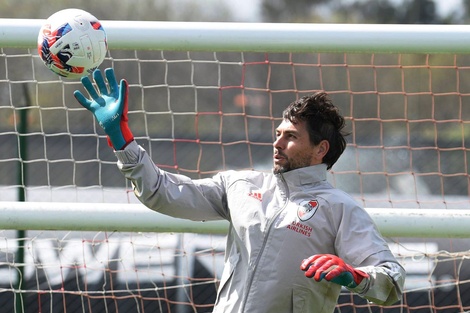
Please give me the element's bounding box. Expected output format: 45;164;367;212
282;92;348;170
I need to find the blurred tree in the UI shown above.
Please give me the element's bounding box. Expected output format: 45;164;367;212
336;0;437;23
335;0;402;23
402;0;437;23
0;0;232;22
260;0;461;24
261;0;329;22
462;0;470;23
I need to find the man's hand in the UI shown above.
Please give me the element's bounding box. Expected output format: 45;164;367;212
300;254;369;288
73;68;133;150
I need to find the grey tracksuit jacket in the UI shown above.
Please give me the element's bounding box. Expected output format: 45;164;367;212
115;141;405;313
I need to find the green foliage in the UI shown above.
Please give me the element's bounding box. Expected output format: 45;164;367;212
0;0;232;22
260;0;466;24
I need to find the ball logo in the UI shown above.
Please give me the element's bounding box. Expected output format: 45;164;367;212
297;199;319;221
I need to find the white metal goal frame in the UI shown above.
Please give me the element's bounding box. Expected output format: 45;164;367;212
0;19;470;237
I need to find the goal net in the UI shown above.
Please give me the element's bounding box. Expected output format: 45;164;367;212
1;20;470;312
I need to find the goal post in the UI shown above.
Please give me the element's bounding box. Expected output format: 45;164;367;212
1;18;470;313
1;201;470;238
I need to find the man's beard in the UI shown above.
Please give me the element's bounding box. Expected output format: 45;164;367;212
273;151;289;174
273;152;313;174
273;165;287;174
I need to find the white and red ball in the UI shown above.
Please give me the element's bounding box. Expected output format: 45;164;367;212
38;9;107;79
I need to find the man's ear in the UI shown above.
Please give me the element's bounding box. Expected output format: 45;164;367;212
316;139;330;159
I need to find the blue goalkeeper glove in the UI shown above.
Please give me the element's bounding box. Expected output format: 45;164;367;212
300;254;369;288
73;68;134;150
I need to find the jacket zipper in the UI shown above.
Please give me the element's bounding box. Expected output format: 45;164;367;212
240;173;290;312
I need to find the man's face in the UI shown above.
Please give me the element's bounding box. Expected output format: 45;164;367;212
273;119;322;174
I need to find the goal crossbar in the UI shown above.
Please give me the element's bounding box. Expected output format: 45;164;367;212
0;201;469;238
2;19;470;53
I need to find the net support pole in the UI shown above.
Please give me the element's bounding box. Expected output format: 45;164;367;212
0;202;470;238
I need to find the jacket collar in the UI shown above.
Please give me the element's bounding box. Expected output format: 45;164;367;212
279;163;328;187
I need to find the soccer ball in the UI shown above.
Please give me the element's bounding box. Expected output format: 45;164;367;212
38;9;107;79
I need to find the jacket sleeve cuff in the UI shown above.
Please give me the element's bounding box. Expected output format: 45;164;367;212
348;272;370;294
114;140;140;165
349;263;405;306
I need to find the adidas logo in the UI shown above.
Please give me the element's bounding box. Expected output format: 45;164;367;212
248;192;262;202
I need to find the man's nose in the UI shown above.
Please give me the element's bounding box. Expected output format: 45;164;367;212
273;136;284;150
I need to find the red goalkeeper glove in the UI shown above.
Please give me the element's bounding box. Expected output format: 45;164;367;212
300;254;369;288
73;68;134;150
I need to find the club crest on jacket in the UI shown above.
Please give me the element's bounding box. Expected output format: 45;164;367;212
297;199;319;221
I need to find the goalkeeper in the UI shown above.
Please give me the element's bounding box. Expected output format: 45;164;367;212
74;68;405;313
